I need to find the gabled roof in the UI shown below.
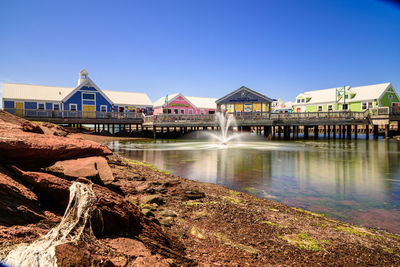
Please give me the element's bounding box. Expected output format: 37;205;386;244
103;90;152;106
62;77;114;105
294;83;392;105
153;93;217;109
3;82;74;101
216;86;273;104
2;82;153;106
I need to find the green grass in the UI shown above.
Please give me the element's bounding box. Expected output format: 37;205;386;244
334;226;381;239
260;220;287;228
185;201;202;207
293;207;325;217
123;158;171;174
279;233;325;252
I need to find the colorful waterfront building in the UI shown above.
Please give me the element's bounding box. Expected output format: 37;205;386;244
216;86;273;114
153;93;217;115
292;83;399;112
2;69;153;116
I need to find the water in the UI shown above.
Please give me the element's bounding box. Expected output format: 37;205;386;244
108;138;400;233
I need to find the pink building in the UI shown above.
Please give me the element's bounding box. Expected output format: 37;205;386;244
153;93;217;115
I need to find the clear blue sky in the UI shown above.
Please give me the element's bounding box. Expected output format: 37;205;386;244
1;0;400;107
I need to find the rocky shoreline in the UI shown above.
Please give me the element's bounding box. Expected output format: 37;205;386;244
1;111;400;266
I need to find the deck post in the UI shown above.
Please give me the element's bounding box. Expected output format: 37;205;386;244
332;125;336;139
153;126;156;139
314;125;319;139
304;126;309;139
347;125;352;139
327;125;330;139
366;124;369;139
272;126;276;139
354;125;358;139
324;125;327;137
385;124;390;138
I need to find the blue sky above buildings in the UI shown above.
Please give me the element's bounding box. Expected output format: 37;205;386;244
0;0;399;108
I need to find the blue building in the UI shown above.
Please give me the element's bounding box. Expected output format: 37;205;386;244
2;69;153;117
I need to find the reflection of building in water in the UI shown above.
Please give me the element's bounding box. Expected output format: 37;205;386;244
275;141;399;201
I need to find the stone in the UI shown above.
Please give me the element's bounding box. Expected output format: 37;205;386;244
183;190;206;200
189;226;206;239
0;114;112;168
0;167;44;225
160;210;177;218
104;237;152;257
10;167;187;261
141;209;154;217
141;194;164;205
159;217;175;227
46;156;114;185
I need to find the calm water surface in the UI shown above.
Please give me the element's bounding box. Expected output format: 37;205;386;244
108;138;400;233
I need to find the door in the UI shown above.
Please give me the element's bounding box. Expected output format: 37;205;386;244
83;105;96;118
296;108;301;113
16;102;24;116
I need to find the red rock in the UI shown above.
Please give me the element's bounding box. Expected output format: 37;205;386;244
55;242;96;267
103;238;152;257
0;129;112;168
10;168;189;263
47;156;114;185
0;167;44;225
0;110;43;134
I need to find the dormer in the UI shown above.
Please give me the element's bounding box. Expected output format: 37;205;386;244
78;69;89;85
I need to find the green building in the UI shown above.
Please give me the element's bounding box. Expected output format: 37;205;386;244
292;83;399;113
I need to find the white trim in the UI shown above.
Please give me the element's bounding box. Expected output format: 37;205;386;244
62;77;114;106
82;92;96;101
69;103;78;111
165;93;197;110
100;105;107;112
37;102;45;110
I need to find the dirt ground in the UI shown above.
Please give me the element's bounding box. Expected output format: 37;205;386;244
75;133;400;266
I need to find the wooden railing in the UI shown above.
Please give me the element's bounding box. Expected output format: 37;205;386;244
369;107;400;116
4;108;143;120
147;110;368;123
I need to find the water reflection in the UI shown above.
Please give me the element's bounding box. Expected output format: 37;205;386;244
108;139;400;233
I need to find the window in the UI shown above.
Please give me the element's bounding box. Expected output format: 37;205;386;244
388;94;393;100
344;94;349;99
81;74;86;79
38;103;45;110
82;93;95;100
318;105;323;112
189;109;193;114
100;105;107;112
342;104;348;110
180;109;185;114
70;104;77;111
297;99;300;103
54;104;60;111
362;102;367;110
368;102;373;108
201;109;205;115
174;109;179;114
328;105;333;111
301;99;305;103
